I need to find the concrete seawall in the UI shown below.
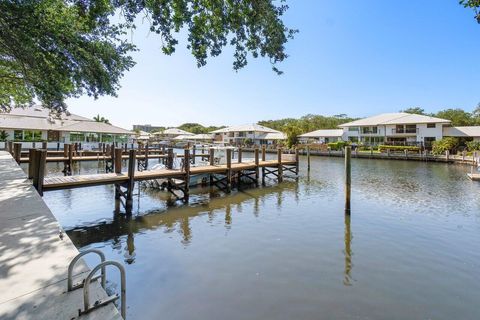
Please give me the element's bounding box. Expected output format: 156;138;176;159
0;151;122;319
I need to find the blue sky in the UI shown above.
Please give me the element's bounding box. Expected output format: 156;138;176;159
66;0;480;129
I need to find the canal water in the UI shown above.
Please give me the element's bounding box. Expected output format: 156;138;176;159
31;155;480;320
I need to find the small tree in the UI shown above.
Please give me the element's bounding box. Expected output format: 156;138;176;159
0;130;9;141
432;137;460;155
283;123;302;148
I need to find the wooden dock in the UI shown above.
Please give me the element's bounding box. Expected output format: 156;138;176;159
25;146;299;214
0;151;122;320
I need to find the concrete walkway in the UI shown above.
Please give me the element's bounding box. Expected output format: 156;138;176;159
0;151;122;320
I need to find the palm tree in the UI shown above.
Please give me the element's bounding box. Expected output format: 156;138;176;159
93;114;110;124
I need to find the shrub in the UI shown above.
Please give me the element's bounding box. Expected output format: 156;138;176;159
466;140;480;152
327;141;348;151
378;145;420;153
431;137;460;155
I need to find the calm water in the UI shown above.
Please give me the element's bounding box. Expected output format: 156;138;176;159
31;155;480;320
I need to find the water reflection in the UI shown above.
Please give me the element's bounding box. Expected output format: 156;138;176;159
67;183;299;250
343;214;353;286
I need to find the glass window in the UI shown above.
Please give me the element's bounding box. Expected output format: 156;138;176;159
348;127;358;132
85;132;99;143
14;130;23;140
116;135;128;143
102;134;113;142
70;132;85;142
23;130;42;141
427;123;435;128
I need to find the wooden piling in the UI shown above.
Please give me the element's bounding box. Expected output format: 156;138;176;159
145;143;149;169
254;147;259;185
209;147;215;185
295;147;299;175
42;141;47;150
307;145;311;171
7;141;13;154
192;145;196;165
63;144;69;158
13;143;21;164
114;149;123;174
33;150;47;196
28;149;36;179
345;146;351;214
167;148;174;169
261;145;266;184
226;148;232;193
126;150;136;214
238;147;242;163
184;149;190;202
277;148;283;182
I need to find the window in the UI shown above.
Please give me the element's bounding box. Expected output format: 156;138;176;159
116;135;128;143
427;123;436;128
23;130;42;141
101;134;113;142
85;133;99;143
406;124;417;133
348;127;359;132
14;130;23;140
70;132;85;142
361;126;378;134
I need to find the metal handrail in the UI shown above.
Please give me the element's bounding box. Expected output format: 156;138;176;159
68;249;106;291
81;260;126;319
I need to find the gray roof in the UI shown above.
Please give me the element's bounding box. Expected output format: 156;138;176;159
256;132;286;140
0;106;131;134
299;129;344;138
339;113;451;127
443;126;480;137
154;128;194;136
211;124;280;133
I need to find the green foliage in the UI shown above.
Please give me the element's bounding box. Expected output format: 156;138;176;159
434;109;475;126
177;123;224;134
460;0;480;22
466;140;480;151
327;141;348;151
378;145;420;152
1;1;296;112
0;130;8;141
401;107;426;115
244;138;253;146
259;114;357;135
283;123;302;148
431;137;460;155
93;114;110;124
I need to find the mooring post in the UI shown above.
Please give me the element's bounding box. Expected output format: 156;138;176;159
68;143;74;166
114;148;123;199
277;147;283;182
345;146;351;214
307;145;311;171
445;150;450;161
42;141;47;150
192;144;196;165
184;148;190;202
209;147;215;185
7;141;13;154
295;147;300;175
238;147;242;163
254;147;260;185
167;148;174;169
226;148;232;193
33;149;47;196
13;143;21;164
63;143;69;158
126;150;136;214
28;148;36;179
261;145;266;184
145;143;149;169
56;142;60;151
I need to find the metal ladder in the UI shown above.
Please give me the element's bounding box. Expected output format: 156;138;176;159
68;249;126;319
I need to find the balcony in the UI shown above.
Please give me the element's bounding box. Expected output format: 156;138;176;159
390;128;418;135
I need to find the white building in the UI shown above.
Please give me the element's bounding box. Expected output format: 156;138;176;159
0;106;133;146
298;129;346;144
339;113;451;146
211;124;286;146
153;128;194;140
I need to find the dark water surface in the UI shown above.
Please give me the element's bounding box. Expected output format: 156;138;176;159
33;155;480;320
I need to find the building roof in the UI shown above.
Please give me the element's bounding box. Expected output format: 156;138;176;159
172;134;195;140
57;121;133;135
299;129;344;138
0;106;132;134
190;133;214;140
443;126;480;137
211;124;280;133
155;128;194;136
257;132;287;140
339;113;451;127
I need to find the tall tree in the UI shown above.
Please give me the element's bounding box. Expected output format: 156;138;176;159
401;107;426;115
460;1;480;22
93;114;110;124
435;108;474;126
1;0;296;112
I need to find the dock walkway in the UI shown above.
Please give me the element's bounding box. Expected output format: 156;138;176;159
0;151;122;320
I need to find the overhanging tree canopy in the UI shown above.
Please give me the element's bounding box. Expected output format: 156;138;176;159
0;0;296;112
